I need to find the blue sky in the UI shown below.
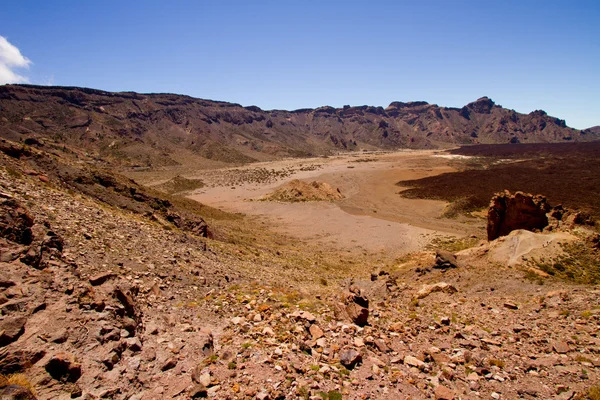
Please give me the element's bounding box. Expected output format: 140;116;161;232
1;0;598;128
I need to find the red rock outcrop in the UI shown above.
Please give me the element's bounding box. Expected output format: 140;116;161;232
487;191;551;240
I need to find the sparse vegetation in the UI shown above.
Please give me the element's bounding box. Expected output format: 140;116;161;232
0;374;36;396
525;241;600;284
441;196;485;218
588;385;600;400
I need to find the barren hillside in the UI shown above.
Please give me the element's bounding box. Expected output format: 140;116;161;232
0;85;595;170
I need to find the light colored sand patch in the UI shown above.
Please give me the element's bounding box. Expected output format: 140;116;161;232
187;150;486;256
433;154;473;160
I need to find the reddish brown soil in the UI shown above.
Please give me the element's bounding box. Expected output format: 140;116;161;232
398;142;600;218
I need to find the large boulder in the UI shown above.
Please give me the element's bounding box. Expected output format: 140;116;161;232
487;191;551;241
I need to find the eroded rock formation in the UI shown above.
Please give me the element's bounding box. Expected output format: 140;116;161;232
487;191;551;240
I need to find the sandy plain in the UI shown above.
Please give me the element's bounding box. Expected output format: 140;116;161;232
175;150;487;258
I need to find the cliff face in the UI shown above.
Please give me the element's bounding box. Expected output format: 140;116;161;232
0;85;595;168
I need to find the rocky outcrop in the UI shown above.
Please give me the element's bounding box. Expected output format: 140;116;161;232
487;191;551;240
486;190;593;241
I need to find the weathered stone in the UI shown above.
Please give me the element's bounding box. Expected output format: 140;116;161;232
487;191;551;241
0;348;45;374
309;324;324;340
404;355;425;369
190;384;208;398
434;385;455;400
125;337;142;352
0;317;26;347
50;328;69;344
198;372;211;387
89;272;116;286
45;352;82;382
374;339;390;353
161;357;177;371
346;303;369;326
415;282;457;300
198;328;214;356
114;286;137;320
339;348;362;369
256;391;270;400
552;341;570;354
433;250;459;269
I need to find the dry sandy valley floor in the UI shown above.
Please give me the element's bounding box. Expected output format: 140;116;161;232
132;150;486;260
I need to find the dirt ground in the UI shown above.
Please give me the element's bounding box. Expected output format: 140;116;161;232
132;151;487;259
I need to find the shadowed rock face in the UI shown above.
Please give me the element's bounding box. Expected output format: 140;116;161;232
0;85;595;168
487;191;551;241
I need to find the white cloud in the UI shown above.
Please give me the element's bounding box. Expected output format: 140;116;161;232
0;36;31;84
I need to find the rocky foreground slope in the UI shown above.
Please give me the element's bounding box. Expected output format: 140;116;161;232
0;85;596;169
0;139;599;399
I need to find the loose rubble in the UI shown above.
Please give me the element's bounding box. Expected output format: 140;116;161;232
0;142;599;399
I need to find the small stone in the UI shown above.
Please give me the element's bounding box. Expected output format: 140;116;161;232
126;337;143;352
0;317;26;346
262;327;275;336
309;324;324;340
127;357;141;371
256;391;270;400
89;272;116;286
374;339;390;353
404;355;425;369
50;328;69;344
415;282;457;300
346;303;369;326
491;392;500;399
146;323;159;335
467;372;480;381
45;352;82;382
553;341;570;354
339;348;362;369
503;302;518;310
433;250;459;269
190;383;208;398
198;372;211;387
161;358;177;371
435;385;455;400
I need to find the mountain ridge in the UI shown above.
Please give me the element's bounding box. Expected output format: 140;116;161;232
0;84;597;169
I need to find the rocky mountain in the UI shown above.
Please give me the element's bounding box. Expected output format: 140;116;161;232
584;126;600;135
0;85;596;169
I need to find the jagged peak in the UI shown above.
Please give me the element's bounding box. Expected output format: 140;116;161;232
385;101;429;110
466;96;495;114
